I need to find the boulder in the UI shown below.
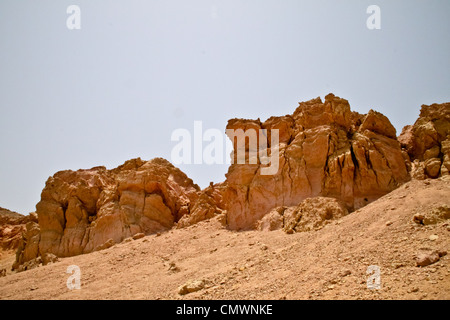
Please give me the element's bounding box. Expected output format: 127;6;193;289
42;252;59;265
415;249;444;267
413;204;450;225
132;233;145;240
256;207;285;231
94;238;116;252
177;279;207;295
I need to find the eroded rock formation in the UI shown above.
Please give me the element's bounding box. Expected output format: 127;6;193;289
399;102;450;179
0;208;36;252
13;158;199;269
220;94;411;229
12;94;450;270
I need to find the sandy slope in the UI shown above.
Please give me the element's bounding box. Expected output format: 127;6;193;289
0;177;449;300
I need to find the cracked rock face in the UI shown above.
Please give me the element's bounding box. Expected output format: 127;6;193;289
177;182;227;228
14;158;199;268
399;102;450;178
0;208;37;253
12;93;450;269
222;94;410;230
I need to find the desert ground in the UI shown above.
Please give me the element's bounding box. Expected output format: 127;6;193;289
1;177;448;300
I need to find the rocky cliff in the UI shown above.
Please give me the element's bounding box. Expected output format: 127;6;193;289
399;102;450;179
0;208;36;253
13;158;199;270
12;94;450;270
218;94;411;229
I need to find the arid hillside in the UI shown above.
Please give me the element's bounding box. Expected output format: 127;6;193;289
0;177;448;300
1;95;449;300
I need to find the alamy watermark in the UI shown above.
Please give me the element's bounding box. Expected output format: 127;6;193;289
66;265;81;290
366;265;381;290
366;5;381;30
64;5;379;31
170;121;280;175
66;5;81;30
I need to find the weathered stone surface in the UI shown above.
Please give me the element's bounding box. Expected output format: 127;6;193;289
283;197;348;233
177;182;227;228
179;94;450;230
12;94;450;271
415;250;441;267
413;204;450;225
0;208;36;252
15;256;42;272
257;197;348;233
41;252;59;266
14;158;200;269
256;207;285;231
132;232;145;240
177;279;207;295
424;158;442;178
94;238;116;252
12;219;40;270
399;102;450;178
223;94;410;230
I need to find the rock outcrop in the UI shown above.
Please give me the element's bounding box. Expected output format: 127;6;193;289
13;158;199;269
149;96;450;233
177;182;227;228
399;102;450;179
0;208;36;252
12;94;450;270
12;214;40;271
221;94;410;229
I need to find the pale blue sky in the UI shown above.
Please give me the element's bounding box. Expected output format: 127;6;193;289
1;0;449;214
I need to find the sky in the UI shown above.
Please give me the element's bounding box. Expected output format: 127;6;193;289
0;0;449;215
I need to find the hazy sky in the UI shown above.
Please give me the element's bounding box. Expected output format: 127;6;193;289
1;0;449;215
